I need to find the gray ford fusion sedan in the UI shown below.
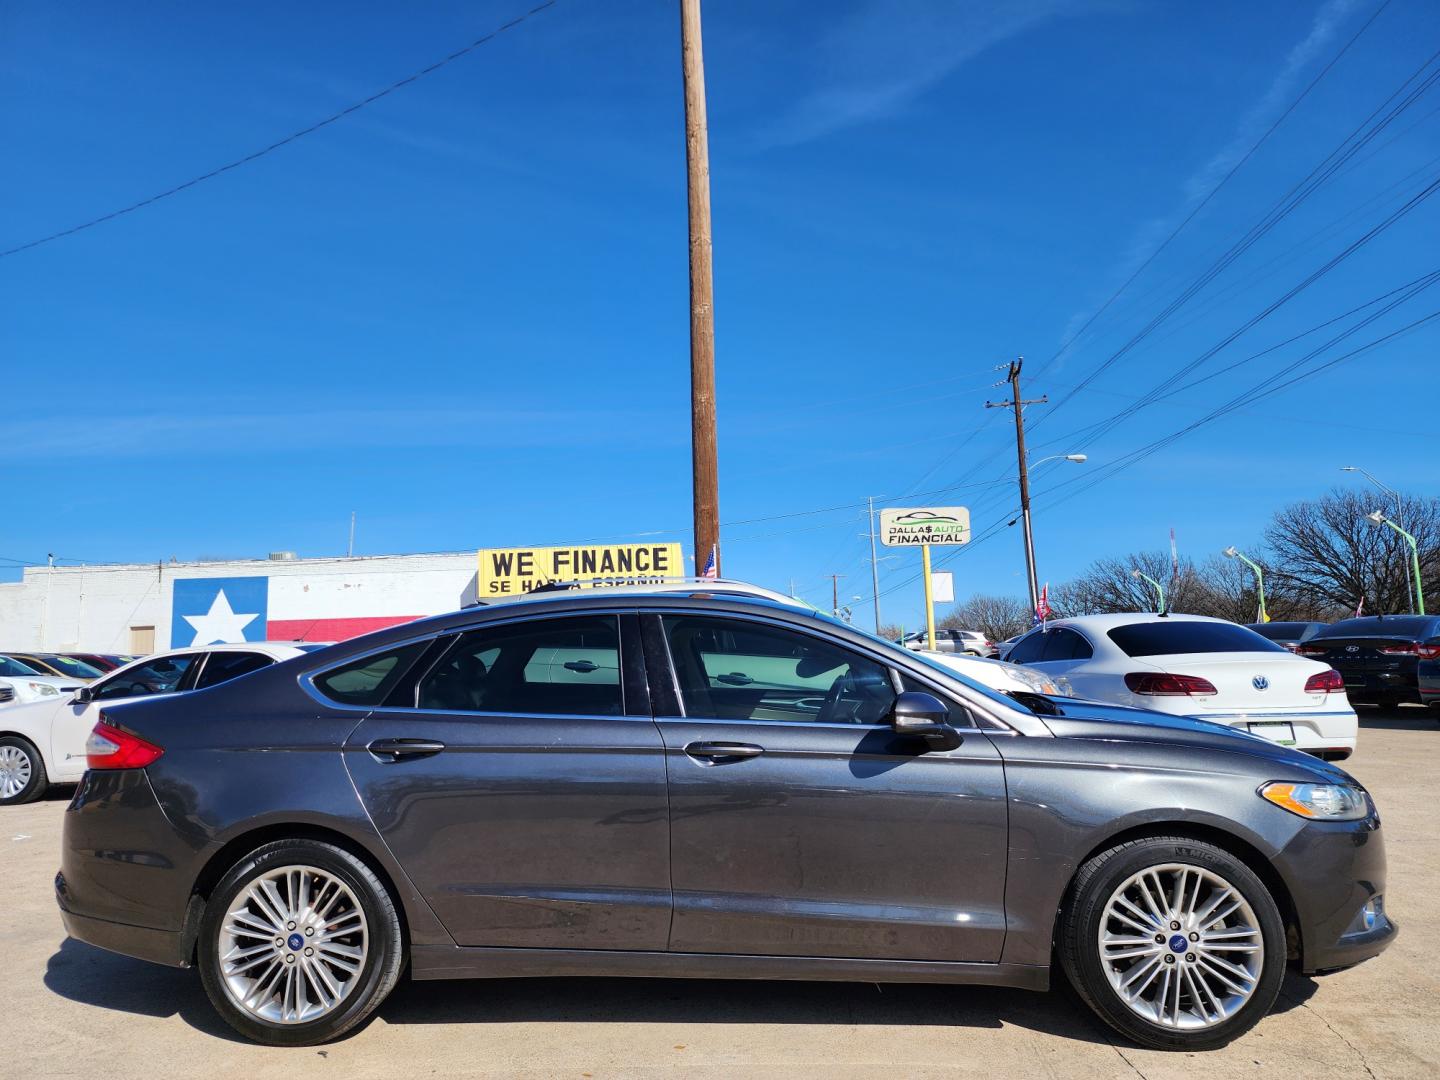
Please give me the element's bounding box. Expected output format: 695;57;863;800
55;591;1395;1050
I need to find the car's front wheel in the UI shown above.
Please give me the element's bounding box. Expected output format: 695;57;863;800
0;735;47;806
1059;835;1286;1051
197;839;404;1045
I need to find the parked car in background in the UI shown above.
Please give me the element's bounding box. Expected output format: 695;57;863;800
0;654;87;708
1246;621;1326;652
996;632;1027;660
61;652;136;672
1004;614;1357;759
922;650;1074;699
57;590;1392;1050
6;652;104;681
1297;615;1440;707
902;628;995;656
0;642;325;805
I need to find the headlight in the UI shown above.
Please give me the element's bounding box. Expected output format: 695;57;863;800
1260;781;1369;821
27;682;60;697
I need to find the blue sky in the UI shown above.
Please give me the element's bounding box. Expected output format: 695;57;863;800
3;0;1437;627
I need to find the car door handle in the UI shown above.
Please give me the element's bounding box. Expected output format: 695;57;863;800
367;738;447;762
684;741;765;763
563;660;599;673
715;672;753;685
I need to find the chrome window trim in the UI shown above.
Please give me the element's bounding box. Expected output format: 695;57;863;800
300;608;632;714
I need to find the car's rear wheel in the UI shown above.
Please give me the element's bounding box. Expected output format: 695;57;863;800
1059;836;1286;1051
197;839;404;1046
0;736;47;806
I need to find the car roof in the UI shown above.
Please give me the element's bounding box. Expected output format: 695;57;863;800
124;641;325;661
1036;612;1229;631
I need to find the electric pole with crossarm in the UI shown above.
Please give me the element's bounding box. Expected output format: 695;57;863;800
986;358;1048;611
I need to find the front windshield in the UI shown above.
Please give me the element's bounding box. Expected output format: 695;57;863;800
35;654;104;678
826;615;1036;714
0;656;45;676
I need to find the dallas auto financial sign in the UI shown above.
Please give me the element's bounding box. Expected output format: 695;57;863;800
879;507;971;547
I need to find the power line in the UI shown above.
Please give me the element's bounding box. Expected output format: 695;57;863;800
0;1;559;259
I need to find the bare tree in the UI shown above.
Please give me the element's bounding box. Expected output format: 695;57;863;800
1051;551;1212;615
1263;488;1439;616
941;594;1031;639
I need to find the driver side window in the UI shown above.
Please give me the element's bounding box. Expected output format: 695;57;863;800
93;654;197;701
662;615;895;725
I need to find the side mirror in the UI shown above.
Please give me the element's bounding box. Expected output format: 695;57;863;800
72;685;94;705
890;691;962;751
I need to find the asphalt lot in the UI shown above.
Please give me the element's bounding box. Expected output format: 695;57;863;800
5;708;1437;1079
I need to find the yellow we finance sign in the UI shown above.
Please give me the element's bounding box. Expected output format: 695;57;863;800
478;542;685;596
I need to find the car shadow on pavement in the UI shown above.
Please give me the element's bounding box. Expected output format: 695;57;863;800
1357;703;1435;732
45;938;1324;1047
43;938;247;1043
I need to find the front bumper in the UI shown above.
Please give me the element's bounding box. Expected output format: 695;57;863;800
1274;812;1397;974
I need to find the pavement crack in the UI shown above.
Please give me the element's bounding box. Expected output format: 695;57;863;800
1101;1034;1149;1080
1282;991;1377;1080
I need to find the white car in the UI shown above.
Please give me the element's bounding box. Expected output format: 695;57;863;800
0;654;87;707
901;629;994;656
1003;613;1357;759
0;642;325;805
919;651;1074;698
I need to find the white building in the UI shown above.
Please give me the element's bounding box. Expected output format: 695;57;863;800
0;551;480;654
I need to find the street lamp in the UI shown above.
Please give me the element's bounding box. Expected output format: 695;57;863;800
1365;511;1425;615
1131;568;1166;614
1015;452;1088;612
1222;546;1268;623
1343;467;1414;613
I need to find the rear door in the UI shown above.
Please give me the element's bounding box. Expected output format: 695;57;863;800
342;613;673;950
646;611;1008;963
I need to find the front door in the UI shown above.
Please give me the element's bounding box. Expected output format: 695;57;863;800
645;612;1009;963
342;613;672;950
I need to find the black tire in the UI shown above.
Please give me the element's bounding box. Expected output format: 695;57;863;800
1059;835;1286;1052
0;735;48;806
197;839;404;1046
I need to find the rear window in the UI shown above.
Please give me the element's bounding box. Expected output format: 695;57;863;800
1312;616;1439;639
313;641;429;706
1106;621;1285;657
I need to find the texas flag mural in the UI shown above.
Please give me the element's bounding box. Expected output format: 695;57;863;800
171;576;421;647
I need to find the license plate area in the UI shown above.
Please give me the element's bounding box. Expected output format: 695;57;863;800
1246;721;1296;746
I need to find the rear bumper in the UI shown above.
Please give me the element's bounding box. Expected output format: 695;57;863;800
1182;708;1357;757
55;876;194;968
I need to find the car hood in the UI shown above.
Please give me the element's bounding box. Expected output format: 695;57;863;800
0;674;82;691
1036;696;1352;782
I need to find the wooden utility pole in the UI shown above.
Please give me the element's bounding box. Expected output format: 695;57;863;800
828;574;844;618
680;0;720;572
986;358;1047;611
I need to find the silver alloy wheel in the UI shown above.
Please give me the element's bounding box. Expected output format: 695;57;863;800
219;865;369;1025
0;745;33;799
1098;862;1264;1030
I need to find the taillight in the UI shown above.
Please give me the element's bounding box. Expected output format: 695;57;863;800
1380;642;1420;656
1418;643;1440;660
1124;672;1218;696
86;719;164;770
1296;644;1327;657
1305;669;1345;693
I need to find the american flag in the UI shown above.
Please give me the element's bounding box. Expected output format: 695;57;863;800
700;545;718;579
1032;583;1052;627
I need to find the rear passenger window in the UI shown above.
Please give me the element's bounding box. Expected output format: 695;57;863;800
1041;628;1093;661
314;641;429;706
416;616;622;716
1006;631;1043;664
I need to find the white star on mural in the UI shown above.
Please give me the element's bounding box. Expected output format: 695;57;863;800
182;589;259;646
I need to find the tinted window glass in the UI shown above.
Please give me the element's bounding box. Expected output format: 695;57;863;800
95;654;197;700
417;616;622;716
195;651;273;689
1006;631;1044;664
0;656;43;676
1042;628;1092;661
315;641;429;706
1311;616;1440;639
1107;621;1285;657
663;614;895;725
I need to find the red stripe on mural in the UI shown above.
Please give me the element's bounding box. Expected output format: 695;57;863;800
266;616;420;642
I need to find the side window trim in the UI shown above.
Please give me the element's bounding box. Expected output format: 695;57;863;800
183;653;211;692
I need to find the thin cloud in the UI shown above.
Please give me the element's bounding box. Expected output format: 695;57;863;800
754;0;1084;149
